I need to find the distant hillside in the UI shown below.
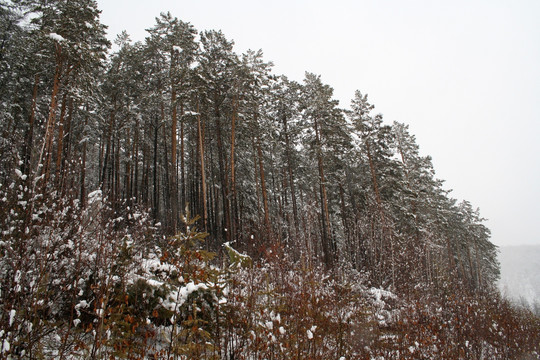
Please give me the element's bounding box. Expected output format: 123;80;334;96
498;245;540;310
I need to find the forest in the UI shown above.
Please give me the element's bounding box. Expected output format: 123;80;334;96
0;0;538;359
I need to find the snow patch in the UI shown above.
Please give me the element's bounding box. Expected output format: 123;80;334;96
14;168;27;180
9;309;16;326
88;190;102;204
48;33;65;42
164;282;209;311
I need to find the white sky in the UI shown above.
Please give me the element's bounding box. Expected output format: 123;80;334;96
96;0;540;247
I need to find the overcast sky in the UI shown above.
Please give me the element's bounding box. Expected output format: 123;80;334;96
95;0;540;247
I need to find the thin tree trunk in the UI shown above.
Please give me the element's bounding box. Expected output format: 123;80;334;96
180;104;186;215
109;137;115;204
313;117;332;267
366;141;383;214
124;128;132;201
161;103;171;231
474;241;482;289
80;105;89;207
61;97;74;195
40;43;63;190
170;86;178;232
339;183;350;260
22;74;39;176
252;136;262;233
230;96;238;241
133;118;140;203
365;140;395;288
214;101;230;240
101;101;116;193
197;100;208;232
114;136;120;208
55;91;68;190
282;114;299;237
153;117;159;223
141;127;149;206
256;135;270;237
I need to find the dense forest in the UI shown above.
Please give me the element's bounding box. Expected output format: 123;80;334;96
0;1;538;359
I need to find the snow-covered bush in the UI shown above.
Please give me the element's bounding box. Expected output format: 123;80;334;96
219;250;378;359
0;184;157;358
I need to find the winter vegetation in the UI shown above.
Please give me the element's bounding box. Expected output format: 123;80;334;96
0;1;539;359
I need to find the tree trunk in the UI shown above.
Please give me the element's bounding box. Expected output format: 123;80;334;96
22;74;39;176
282;114;299;237
229;96;238;241
153;117;159;223
339;183;350;260
80;106;88;207
55;91;68;190
133;118;140;203
101;100;116;194
252;136;262;235
197;100;208;232
214;101;230;240
124;128;132;201
114;136;120;208
180;104;186;215
170;86;178;232
313;117;332;267
256;134;270;238
40;43;63;190
161;103;171;231
62;97;74;194
365;140;395;288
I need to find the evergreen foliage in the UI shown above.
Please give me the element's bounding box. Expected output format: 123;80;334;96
0;2;538;358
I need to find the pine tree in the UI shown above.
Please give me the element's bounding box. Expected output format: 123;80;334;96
145;12;197;233
349;91;399;287
197;30;239;244
300;73;345;267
